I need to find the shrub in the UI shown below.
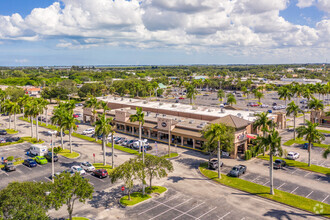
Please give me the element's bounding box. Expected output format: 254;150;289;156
6;156;14;161
245;150;252;160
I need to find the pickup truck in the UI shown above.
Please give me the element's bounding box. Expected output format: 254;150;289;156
229;165;246;177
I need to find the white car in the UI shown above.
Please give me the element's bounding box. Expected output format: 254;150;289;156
71;166;86;175
48;130;58;135
82;128;95;135
260;104;269;108
273;106;281;110
80;162;95;172
287;152;300;160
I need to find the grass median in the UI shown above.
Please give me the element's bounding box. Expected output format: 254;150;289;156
0;137;44;147
93;163;112;173
5;129;18;134
257;155;330;175
57;149;80;159
199;163;330;217
163;152;179;158
283;138;329;149
120;186;167;206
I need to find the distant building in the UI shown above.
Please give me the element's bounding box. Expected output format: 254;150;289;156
24;87;41;97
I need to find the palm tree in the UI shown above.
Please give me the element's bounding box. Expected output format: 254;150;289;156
11;102;21;131
85;96;100;125
95;113;113;165
62;111;78;153
3;100;13;129
323;147;330;159
226;93;236;106
308;98;324;111
296;120;325;166
253;112;274;155
51;106;66;149
41;99;50;126
286;101;302;140
277;86;292;106
203;123;228;179
259;129;282;195
255;91;264;104
34;99;45;142
24;102;34;138
186;84;198;105
217;89;225;105
315;82;323;100
129;107;145;157
18;95;31;119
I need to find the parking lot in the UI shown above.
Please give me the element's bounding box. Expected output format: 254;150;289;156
126;188;257;220
218;164;330;204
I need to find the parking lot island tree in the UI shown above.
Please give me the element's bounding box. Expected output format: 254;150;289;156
203;123;232;179
3;100;14;130
217;89;225;105
17;95;31;119
110;158;137;201
84;96;101;137
226;93;236;106
286;101;302;140
277;86;292;106
296;120;325;167
308;98;324;111
51;106;66;149
141;154;174;189
259;128;282;195
253;112;274;155
24;102;34;138
95;113;113;166
62;111;79;153
11;101;21;131
323;147;330;159
186;83;198;105
51;172;94;220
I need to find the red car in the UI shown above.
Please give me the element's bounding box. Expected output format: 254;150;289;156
73;114;79;118
93;169;108;178
179;97;185;100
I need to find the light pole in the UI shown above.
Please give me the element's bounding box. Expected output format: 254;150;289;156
51;133;54;183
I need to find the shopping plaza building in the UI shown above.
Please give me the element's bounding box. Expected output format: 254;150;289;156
83;97;287;158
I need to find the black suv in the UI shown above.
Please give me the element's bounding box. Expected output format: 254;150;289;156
44;152;59;162
208;159;223;170
274;159;286;169
0;130;7;135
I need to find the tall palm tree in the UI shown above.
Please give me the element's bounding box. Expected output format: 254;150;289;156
34;99;45;142
95;113;113;165
226;93;236;106
308;98;324;111
203;123;228;179
24;102;34;138
253;112;274;155
323;147;330;159
296;120;325;166
62;111;78;153
277;86;292;106
129;107;145;158
217;89;225;105
41;99;50;126
3;100;13;129
286;101;302;140
259;129;282;195
18;95;31;119
51;106;66;149
85;96;100;140
11;102;21;131
315;82;323;100
186;84;198;105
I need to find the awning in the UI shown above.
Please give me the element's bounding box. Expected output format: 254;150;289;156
247;134;257;139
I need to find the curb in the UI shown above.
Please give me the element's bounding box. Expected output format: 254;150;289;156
197;167;329;219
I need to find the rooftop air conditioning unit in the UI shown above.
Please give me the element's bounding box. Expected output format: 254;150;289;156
221;108;225;113
192;106;198;110
172;104;177;107
237;113;242;117
159;103;163;106
189;120;194;124
208;109;213;112
121;97;124;101
143;101;148;104
114;97;117;100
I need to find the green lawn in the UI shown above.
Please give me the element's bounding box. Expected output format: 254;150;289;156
318;129;330;134
283;138;329;149
93;163;112;173
5;129;18;134
57;149;80;159
120;186;167;206
257;155;330;175
163;152;179;159
199;163;330;217
66;217;89;220
0;136;43;147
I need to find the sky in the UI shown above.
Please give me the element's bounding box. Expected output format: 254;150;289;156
0;0;329;66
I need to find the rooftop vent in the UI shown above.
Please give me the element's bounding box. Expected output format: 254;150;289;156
172;104;177;107
143;101;148;104
129;99;132;102
207;109;213;112
114;97;117;100
159;103;163;106
189;120;195;124
237;113;242;117
121;97;124;101
163;114;166;117
192;106;198;110
220;108;225;113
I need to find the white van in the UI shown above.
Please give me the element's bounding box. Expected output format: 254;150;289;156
29;144;48;156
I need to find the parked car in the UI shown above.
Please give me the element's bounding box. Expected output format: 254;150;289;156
73;114;79;118
80;162;95;172
0;138;6;143
267;110;273;113
56;132;65;137
23;159;37;168
71;166;86;175
203;94;209;96
29;145;48;156
179;97;185;99
287;152;300;160
48;130;58;135
4;162;16;172
279;105;286;109
5;137;20;142
115;137;127;144
247;102;258;107
272;102;277;106
260;104;269;108
300;100;308;104
83;128;95;135
236;93;242;97
273;106;281;110
229;165;246;177
44;152;59;162
93;169;108;178
302;143;312;149
122;139;136;147
35;156;48;165
273;159;286;169
0;130;7;135
208;159;223;170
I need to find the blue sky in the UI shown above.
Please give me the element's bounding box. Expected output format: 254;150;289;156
0;0;329;66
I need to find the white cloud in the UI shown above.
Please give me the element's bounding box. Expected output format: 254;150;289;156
297;0;330;13
15;59;28;63
0;0;328;61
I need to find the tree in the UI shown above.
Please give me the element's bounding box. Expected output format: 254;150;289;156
0;181;53;220
51;106;66;149
95;113;113;165
186;84;198;105
323;147;330;159
217;89;225;104
226;93;236;106
255;91;264;104
259;129;282;195
277;86;292;106
34;98;45;142
84;96;101;135
11;102;21;131
62;111;79;153
253;112;274;155
296;120;325;167
308;98;324;111
17;95;31;119
203;123;231;179
141;154;174;189
129;107;145;157
286;101;301;140
110;158;137;200
3;100;14;130
5;86;25;102
24;102;35;138
51;172;94;220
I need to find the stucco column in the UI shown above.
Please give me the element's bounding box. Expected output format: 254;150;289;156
193;139;195;149
124;125;126;132
132;127;134;134
181;136;184;146
148;130;151;138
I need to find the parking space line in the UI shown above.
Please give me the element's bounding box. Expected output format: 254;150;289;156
291;187;299;194
150;199;193;220
322;195;329;203
277;183;285;189
304;172;311;177
291;169;297;174
2;172;9;176
306;191;313;198
138;194;180;215
251;176;259;182
263;181;269;186
196;207;217;219
172;202;205;220
44;177;51;182
219;212;231;220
